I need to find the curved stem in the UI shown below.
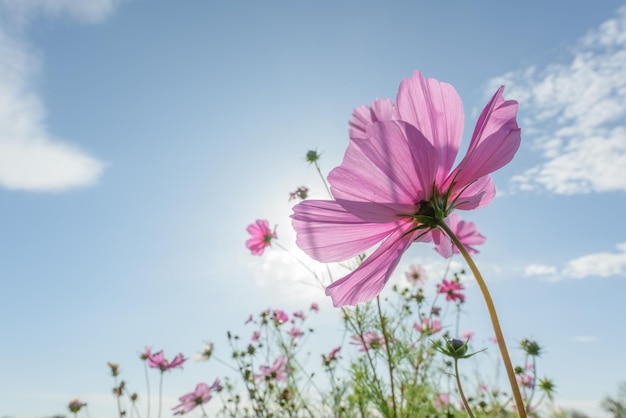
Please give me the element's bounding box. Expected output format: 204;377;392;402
454;359;475;418
437;220;527;418
313;160;332;198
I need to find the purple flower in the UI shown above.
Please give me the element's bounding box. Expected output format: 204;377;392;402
291;70;519;306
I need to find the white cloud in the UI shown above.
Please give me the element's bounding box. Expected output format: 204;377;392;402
0;0;118;25
489;6;626;195
524;264;558;277
0;1;115;192
525;242;626;281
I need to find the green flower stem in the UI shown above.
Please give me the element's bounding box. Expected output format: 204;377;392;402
437;220;527;418
376;296;398;418
454;359;475;418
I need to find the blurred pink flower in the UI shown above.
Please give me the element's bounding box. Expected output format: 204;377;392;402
251;330;261;342
436;214;486;257
433;393;450;410
245;219;277;256
490;336;498;344
172;379;222;415
147;350;186;372
68;399;87;413
461;330;474;341
405;264;427;287
350;331;386;352
292;70;520;306
289;327;302;339
293;310;306;320
323;346;341;365
310;302;319;313
272;309;289;324
256;356;288;382
414;317;442;335
517;374;534;388
244;314;253;324
437;279;465;303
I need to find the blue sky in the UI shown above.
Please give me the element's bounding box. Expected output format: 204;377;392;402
0;0;625;417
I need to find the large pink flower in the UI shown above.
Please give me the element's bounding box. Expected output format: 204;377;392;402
292;70;519;306
246;219;277;256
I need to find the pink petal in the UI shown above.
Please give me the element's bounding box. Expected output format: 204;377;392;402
325;221;421;306
432;228;453;258
395;70;464;184
349;98;395;141
291;200;402;262
451;175;496;210
329;120;438;222
447;86;521;190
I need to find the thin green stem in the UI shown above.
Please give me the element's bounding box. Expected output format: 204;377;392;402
143;362;151;418
454;359;475;418
313;160;332;198
157;372;164;418
437;220;527;418
376;296;397;418
273;242;325;288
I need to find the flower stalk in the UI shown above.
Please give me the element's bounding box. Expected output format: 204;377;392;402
437;219;527;418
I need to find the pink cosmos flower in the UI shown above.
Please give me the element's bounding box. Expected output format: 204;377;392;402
245;219;277;256
323;346;341;365
405;264;427;287
251;330;261;342
350;331;386;352
172;379;222;415
146;350;186;372
461;329;475;341
293;310;306;320
414;317;442;335
310;302;319;313
256;356;288;382
517;373;534;388
289;327;303;339
291;70;519;306
244;314;253;324
437;279;465;303
433;393;450;410
272;309;289;324
436;214;486;257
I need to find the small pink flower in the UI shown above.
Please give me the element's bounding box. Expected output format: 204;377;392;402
414;318;442;335
435;214;486;257
172;379;222;415
437;279;465;303
517;374;534;388
480;383;489;392
405;264;427;287
256;356;288;382
293;310;306;320
244;314;253;324
323;346;341;365
251;331;261;342
490;336;498;344
433;393;450;410
272;309;288;324
461;330;474;341
289;327;302;339
141;346;152;360
350;331;386;352
310;302;319;313
147;350;187;372
245;219;277;256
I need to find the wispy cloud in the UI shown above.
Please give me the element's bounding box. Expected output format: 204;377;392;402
525;242;626;281
0;0;118;192
573;335;599;343
489;6;626;195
